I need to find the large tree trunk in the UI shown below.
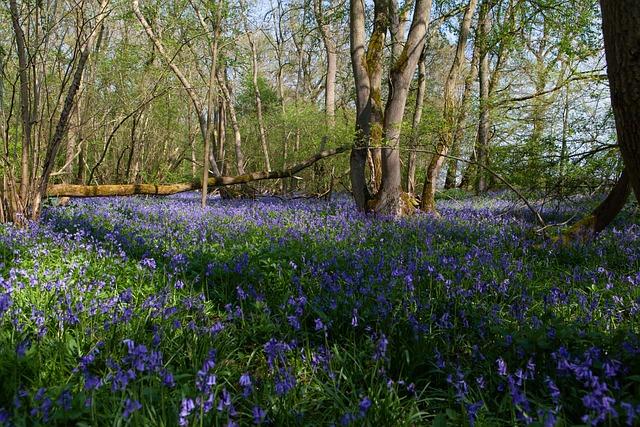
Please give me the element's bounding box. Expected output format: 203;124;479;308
600;1;640;202
366;0;388;195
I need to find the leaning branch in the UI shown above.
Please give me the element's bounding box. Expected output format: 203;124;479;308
47;145;350;198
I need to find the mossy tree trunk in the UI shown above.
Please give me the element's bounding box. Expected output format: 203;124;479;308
561;170;631;242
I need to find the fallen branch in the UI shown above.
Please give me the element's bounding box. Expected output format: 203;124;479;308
48;145;350;198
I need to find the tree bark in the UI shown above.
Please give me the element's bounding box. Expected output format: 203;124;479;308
445;42;479;189
600;0;640;202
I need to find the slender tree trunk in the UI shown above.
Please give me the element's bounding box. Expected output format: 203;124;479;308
475;0;491;193
240;1;271;171
349;0;373;211
421;0;477;213
9;0;33;212
132;0;221;189
32;0;110;221
445;43;479;189
407;45;427;195
218;72;245;175
313;0;338;127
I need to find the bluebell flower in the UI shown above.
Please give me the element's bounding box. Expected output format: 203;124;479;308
57;390;72;411
179;398;195;426
0;407;10;423
620;402;636;425
496;357;507;376
122;398;141;418
358;397;372;417
373;334;388;361
252;405;266;424
465;402;483;425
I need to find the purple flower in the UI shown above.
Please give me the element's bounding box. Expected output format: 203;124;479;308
57;390;72;410
179;398;195;426
466;402;483;425
0;407;10;423
359;397;372;417
161;369;175;387
620;402;636;425
373;334;388;361
496;357;507;376
545;376;561;403
253;405;266;424
122;398;142;418
239;371;252;387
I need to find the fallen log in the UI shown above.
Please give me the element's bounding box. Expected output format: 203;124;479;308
48;145;349;198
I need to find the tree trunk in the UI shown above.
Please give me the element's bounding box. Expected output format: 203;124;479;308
240;1;271;172
366;0;388;195
600;0;640;202
561;170;631;242
421;0;477;214
131;0;220;210
32;0;110;221
218;72;245;175
376;0;432;216
313;0;338;127
349;0;374;211
445;42;479;189
475;0;491;193
407;45;427;195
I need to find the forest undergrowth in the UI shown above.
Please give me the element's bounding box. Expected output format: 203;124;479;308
0;191;639;426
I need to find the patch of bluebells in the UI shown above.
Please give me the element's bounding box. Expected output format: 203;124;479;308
0;192;638;425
